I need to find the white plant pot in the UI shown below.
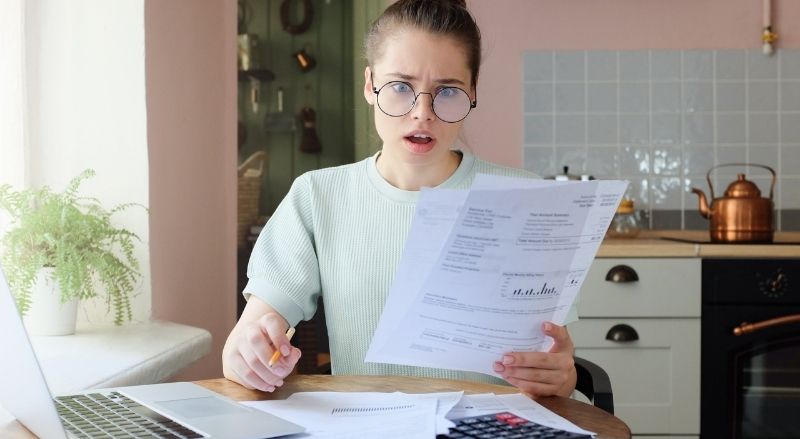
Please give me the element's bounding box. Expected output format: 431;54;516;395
23;268;79;336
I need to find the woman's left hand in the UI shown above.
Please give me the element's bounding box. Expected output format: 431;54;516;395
492;322;577;398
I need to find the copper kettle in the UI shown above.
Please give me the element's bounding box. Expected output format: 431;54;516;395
691;163;776;243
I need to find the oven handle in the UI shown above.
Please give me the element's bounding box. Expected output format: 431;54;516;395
733;313;800;336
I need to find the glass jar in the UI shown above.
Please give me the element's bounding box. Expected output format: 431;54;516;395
607;199;642;238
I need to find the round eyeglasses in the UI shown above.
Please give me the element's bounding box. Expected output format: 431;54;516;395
372;81;477;123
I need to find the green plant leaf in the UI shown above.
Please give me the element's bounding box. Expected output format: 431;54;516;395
0;169;144;324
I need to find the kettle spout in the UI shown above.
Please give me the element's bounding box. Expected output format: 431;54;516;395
691;188;710;219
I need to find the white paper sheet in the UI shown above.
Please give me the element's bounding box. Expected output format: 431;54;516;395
395;391;463;434
499;393;595;436
367;189;468;365
445;392;507;419
242;391;595;438
366;177;627;377
241;391;445;439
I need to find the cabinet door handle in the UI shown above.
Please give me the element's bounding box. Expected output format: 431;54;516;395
605;265;639;283
605;324;639;342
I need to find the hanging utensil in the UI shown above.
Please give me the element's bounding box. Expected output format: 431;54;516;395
263;87;296;132
299;107;321;153
280;0;314;35
249;77;260;113
293;44;316;73
298;85;320;152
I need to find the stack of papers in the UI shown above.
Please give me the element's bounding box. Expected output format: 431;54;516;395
242;391;595;438
366;175;628;376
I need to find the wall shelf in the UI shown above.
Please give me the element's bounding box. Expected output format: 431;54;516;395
238;68;275;82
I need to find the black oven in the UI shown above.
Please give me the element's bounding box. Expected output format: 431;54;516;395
702;259;800;439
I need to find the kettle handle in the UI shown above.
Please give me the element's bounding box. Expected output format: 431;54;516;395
706;163;776;200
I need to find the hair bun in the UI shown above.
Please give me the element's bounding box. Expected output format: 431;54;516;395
365;0;482;87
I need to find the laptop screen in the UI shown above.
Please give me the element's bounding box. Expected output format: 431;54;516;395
0;265;69;439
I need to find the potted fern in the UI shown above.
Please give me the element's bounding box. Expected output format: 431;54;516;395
0;169;143;335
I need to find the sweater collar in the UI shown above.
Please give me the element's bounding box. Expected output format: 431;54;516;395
365;150;475;204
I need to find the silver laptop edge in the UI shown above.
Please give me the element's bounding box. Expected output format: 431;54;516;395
0;264;304;439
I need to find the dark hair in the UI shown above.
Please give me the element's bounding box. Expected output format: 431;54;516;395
364;0;482;87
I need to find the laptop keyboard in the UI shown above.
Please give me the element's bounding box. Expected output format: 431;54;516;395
55;392;204;438
437;411;591;439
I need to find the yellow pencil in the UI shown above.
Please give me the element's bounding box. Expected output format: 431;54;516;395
268;327;295;367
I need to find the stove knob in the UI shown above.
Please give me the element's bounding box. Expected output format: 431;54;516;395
759;270;788;298
770;273;785;292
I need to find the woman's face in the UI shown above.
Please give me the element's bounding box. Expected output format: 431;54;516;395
364;28;475;168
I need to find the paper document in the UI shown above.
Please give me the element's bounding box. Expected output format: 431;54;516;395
242;391;595;437
242;391;458;438
366;176;627;377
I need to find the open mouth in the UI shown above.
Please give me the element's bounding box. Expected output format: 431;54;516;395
406;134;433;144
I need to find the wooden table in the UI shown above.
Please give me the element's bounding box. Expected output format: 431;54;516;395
1;375;631;438
200;375;630;439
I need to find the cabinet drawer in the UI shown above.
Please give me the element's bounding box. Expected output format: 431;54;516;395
578;258;700;317
571;318;700;435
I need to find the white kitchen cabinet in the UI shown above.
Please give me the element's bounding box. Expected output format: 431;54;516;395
572;258;700;438
578;258;700;318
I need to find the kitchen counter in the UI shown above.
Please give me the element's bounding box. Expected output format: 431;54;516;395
597;230;800;258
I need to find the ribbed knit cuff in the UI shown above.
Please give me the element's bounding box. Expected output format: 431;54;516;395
242;278;306;326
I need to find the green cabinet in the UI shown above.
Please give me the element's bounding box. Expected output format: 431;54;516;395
238;0;365;215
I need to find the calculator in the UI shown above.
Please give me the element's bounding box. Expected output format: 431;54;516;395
437;411;591;438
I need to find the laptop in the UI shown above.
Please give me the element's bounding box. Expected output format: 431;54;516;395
0;265;305;439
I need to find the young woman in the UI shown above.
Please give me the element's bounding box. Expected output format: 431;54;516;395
222;0;578;398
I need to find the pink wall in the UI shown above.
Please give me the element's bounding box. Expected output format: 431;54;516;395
465;0;800;167
139;0;799;380
145;0;237;380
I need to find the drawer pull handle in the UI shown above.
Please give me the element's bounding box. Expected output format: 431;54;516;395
605;265;639;283
605;324;639;342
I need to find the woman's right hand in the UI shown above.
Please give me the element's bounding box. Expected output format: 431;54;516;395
222;296;302;392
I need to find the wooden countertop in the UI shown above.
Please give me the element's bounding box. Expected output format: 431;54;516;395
597;230;800;258
0;377;630;438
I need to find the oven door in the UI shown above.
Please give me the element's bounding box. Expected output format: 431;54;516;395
703;305;800;439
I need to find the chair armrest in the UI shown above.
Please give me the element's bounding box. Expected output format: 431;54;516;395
574;356;614;414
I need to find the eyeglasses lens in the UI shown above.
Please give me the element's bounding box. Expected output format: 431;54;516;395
376;81;472;123
376;82;416;118
433;88;471;123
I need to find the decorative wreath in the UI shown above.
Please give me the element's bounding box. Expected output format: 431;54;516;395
280;0;314;35
237;1;247;32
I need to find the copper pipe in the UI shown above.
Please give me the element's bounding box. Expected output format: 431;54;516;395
733;314;800;336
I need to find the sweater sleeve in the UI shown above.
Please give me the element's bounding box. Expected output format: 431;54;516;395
243;174;321;326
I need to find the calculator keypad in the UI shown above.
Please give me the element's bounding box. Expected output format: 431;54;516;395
437;411;591;439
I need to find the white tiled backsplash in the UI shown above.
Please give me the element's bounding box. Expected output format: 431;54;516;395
522;49;800;230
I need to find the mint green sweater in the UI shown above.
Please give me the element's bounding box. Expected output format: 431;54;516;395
245;151;577;384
